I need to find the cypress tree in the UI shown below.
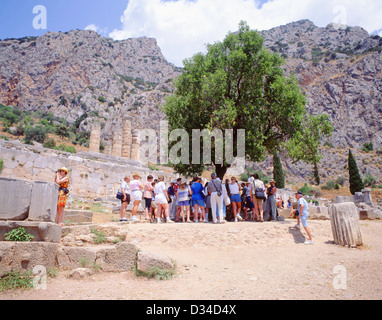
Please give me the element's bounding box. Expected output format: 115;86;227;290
313;161;320;186
273;152;285;188
348;149;364;195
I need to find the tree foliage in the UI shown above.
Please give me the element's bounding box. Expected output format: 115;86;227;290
163;21;333;178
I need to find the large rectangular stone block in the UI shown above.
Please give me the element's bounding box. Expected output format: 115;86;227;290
0;177;33;221
64;209;93;223
0;221;62;243
28;181;59;222
0;242;59;276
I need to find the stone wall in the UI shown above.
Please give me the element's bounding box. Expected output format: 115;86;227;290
0;140;177;201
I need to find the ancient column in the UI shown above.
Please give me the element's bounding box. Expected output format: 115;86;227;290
89;122;101;153
130;129;140;161
122;117;132;159
104;141;112;155
328;202;363;247
111;130;123;157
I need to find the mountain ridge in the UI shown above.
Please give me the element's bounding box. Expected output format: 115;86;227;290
0;19;381;150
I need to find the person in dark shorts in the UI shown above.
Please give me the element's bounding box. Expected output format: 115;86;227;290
120;176;131;222
143;175;154;220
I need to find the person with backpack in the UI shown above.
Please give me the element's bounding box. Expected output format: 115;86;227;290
207;173;225;224
251;173;266;222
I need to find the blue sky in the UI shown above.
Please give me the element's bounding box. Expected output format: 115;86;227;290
0;0;127;39
0;0;381;66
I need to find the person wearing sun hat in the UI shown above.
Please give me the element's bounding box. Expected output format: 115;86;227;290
292;191;313;245
55;167;70;227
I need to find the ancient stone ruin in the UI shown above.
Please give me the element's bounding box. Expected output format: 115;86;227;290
90;117;141;161
0;177;61;242
0;176;175;278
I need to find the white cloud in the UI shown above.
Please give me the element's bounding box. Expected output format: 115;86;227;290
85;24;109;37
109;0;382;67
85;24;98;32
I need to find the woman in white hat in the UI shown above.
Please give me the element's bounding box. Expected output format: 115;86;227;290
130;173;143;222
55;167;70;227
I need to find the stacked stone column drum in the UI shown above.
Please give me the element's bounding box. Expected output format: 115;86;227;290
89;122;101;153
90;117;142;160
122;117;132;159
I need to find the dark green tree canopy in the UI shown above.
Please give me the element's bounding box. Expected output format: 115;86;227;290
273;152;285;189
348;149;365;195
163;21;333;179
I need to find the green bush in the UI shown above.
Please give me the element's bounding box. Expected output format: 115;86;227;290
240;169;271;184
321;180;340;190
43;138;56;149
335;176;346;186
90;228;107;244
298;183;315;196
0;270;34;292
4;227;34;242
134;265;175;281
364;173;376;187
24;125;47;144
97;96;106;103
362;142;373;152
0;158;3;174
55;144;76;154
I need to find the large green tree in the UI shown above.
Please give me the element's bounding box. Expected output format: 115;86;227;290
163;21;333;179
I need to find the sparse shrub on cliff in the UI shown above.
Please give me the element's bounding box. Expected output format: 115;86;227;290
55;144;76;154
362;142;373;153
0;158;3;174
298;183;315;196
24;125;47;144
43;138;56;149
321;180;339;190
364;173;376;187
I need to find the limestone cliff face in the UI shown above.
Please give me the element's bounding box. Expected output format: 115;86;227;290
0;20;381;151
0;30;181;143
260;19;382;149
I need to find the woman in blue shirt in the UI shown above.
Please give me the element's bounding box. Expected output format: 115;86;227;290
191;177;206;222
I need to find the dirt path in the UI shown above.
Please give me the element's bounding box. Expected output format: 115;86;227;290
1;219;382;300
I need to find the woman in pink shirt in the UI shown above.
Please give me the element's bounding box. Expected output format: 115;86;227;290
143;175;154;220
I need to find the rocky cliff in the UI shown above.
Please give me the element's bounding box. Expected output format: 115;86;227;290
0;20;381;182
261;20;382;149
0;30;182;143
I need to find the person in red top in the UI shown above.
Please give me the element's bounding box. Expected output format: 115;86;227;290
143;175;154;220
55;167;70;227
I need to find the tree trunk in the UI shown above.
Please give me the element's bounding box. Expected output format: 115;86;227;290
215;164;228;181
328;202;363;247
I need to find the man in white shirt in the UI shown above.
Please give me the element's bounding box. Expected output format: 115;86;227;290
207;173;225;224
